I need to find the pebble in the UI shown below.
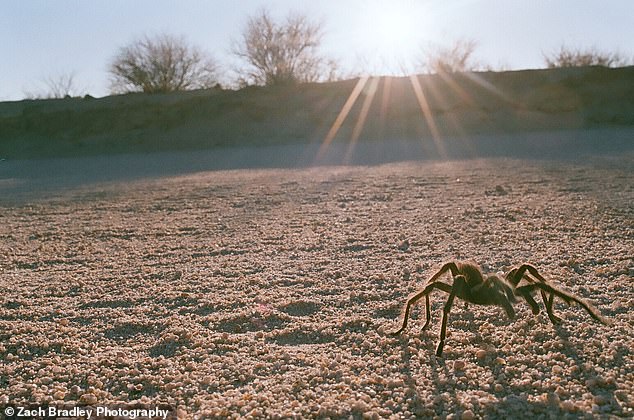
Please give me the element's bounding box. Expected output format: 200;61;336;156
79;393;97;405
461;409;475;420
561;400;576;412
593;394;608;405
453;360;466;370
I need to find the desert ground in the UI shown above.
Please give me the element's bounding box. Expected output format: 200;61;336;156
0;141;632;419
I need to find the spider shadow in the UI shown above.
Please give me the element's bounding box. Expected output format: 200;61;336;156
547;320;622;414
392;306;624;417
392;305;485;415
488;314;621;416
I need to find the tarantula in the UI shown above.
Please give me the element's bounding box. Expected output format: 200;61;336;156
390;261;609;356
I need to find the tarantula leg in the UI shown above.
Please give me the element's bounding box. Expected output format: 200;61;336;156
390;281;452;335
487;277;516;319
390;262;459;336
519;289;541;315
525;265;559;318
436;275;466;357
544;292;563;324
498;293;516;320
421;295;432;331
517;282;609;325
513;264;563;321
517;264;609;324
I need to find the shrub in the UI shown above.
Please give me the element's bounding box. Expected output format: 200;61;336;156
109;34;219;94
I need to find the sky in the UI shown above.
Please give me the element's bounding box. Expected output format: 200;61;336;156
2;0;633;101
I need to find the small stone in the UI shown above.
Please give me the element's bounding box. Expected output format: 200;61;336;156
80;393;97;405
352;400;369;413
593;395;608;405
453;360;466;370
547;393;560;405
461;409;475;420
561;400;576;412
476;349;487;360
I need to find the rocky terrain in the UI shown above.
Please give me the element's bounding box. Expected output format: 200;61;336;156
1;156;632;418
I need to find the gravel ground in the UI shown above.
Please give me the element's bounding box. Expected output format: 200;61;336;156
1;157;632;419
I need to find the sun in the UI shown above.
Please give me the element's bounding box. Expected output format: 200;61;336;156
356;2;425;74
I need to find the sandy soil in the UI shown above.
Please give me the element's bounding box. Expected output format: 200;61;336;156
0;157;633;418
2;127;633;204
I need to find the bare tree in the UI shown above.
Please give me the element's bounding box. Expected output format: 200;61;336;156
44;72;83;98
232;9;337;86
24;71;86;99
543;45;630;68
420;39;480;74
109;34;218;94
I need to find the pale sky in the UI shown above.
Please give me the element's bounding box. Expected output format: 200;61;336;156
2;0;633;101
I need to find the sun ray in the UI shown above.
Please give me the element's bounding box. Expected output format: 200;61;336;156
344;76;380;163
409;74;446;158
423;71;479;157
436;70;477;108
379;76;392;123
423;74;464;129
461;71;516;106
316;76;369;162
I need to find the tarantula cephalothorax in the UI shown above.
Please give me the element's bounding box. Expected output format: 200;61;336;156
390;261;609;357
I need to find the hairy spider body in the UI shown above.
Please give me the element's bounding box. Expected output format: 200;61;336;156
390;261;608;357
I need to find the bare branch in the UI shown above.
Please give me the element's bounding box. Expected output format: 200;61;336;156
232;9;337;86
109;34;219;94
543;45;631;68
23;71;86;99
419;39;480;74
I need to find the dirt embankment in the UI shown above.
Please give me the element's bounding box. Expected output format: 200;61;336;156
1;66;634;159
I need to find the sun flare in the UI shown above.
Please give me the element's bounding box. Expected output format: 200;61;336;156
356;3;424;73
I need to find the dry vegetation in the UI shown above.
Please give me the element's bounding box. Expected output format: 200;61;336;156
1;157;632;418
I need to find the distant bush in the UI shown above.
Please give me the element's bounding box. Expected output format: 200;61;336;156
24;71;86;99
109;34;219;94
543;46;631;68
232;8;338;86
420;39;481;74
